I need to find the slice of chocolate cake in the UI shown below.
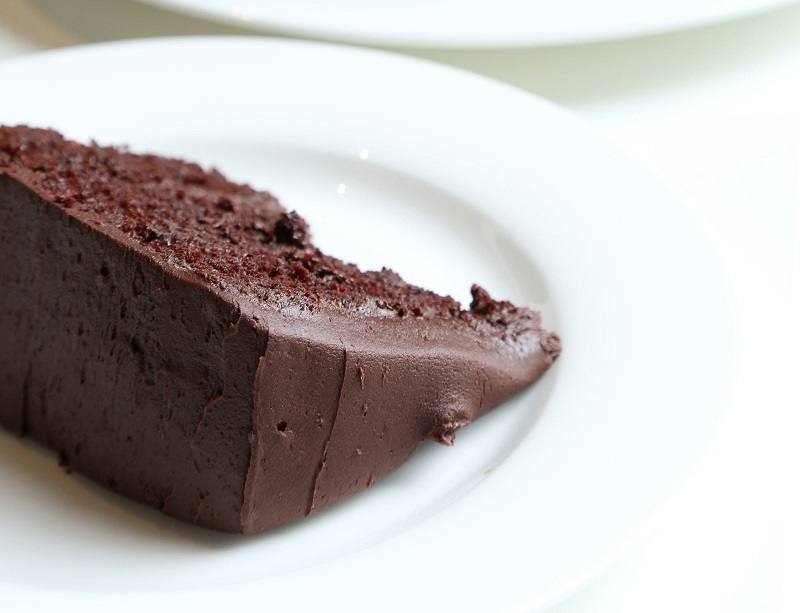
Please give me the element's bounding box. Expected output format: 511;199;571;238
0;125;560;534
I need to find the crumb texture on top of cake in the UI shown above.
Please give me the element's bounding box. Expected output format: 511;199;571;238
0;125;554;339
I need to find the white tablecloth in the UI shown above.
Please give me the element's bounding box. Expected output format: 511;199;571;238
1;1;797;611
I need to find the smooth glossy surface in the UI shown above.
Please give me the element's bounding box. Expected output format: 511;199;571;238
0;38;737;611
139;0;798;46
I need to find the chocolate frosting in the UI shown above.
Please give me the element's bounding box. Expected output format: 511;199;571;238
0;126;560;533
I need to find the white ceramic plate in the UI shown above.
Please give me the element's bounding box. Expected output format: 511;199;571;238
140;0;798;46
0;38;736;612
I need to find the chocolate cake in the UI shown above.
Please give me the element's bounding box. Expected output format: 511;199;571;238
0;125;560;534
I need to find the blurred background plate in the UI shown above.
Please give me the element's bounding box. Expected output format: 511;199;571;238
138;0;800;47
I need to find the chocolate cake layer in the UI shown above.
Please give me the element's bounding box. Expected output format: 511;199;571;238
0;126;560;534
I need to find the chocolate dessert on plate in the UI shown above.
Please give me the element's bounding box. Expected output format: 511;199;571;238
0;125;560;534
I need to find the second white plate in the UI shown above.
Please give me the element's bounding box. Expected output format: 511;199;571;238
139;0;799;46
